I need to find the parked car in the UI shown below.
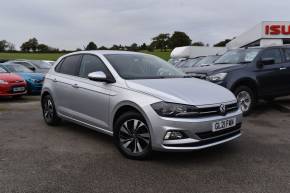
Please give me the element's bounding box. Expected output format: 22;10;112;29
185;46;290;115
182;55;221;74
0;63;45;94
0;66;27;97
168;58;187;66
42;60;55;66
7;60;51;74
176;56;205;68
195;55;221;67
41;51;242;160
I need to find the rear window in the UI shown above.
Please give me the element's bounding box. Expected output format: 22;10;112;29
55;55;82;76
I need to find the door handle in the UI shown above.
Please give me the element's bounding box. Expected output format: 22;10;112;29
280;67;287;70
72;84;79;88
53;78;58;82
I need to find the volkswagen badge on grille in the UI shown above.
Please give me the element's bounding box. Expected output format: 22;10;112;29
220;104;226;115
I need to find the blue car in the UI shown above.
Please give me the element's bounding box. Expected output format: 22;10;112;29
0;63;45;94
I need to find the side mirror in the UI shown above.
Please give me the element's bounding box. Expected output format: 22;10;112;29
29;66;36;71
88;71;115;83
257;58;275;68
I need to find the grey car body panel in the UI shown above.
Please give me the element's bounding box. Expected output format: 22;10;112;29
42;51;243;151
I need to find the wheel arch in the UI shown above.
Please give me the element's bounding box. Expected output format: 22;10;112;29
111;101;152;133
230;78;259;99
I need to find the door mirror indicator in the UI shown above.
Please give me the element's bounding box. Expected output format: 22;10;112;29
88;71;115;83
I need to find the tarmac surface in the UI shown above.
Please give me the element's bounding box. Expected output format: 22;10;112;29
0;96;290;193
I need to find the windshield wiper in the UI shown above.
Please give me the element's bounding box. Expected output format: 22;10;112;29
214;62;230;64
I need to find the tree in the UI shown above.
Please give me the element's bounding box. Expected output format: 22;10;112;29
20;42;30;52
214;39;232;47
37;44;49;52
128;43;138;51
21;38;39;52
99;46;108;50
192;42;205;46
0;40;8;51
110;44;120;50
151;33;170;51
140;43;147;50
168;31;191;49
85;41;97;50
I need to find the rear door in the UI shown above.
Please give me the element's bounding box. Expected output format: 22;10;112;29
53;54;82;118
256;48;286;96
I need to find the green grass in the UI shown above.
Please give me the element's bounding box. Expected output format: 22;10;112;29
0;50;171;61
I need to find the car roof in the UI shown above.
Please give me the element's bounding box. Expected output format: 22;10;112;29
67;50;146;56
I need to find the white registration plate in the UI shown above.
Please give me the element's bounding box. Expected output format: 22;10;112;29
13;87;25;92
212;118;236;132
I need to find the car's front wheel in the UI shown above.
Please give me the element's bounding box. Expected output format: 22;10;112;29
234;86;255;116
114;111;152;160
42;94;61;125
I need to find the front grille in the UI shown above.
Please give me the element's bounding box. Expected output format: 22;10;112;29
196;123;242;140
194;103;239;117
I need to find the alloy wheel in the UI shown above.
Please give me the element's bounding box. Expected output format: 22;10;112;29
237;91;252;113
43;97;54;121
119;119;150;154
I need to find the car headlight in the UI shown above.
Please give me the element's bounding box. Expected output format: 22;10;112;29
207;73;227;82
0;80;8;85
151;102;199;118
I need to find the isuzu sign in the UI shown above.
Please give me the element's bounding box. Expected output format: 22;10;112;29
265;24;290;35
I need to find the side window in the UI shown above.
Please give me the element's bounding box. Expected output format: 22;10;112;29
79;55;110;78
58;55;82;76
16;62;33;68
261;49;282;64
284;49;290;61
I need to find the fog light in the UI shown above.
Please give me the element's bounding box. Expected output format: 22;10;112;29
164;131;185;140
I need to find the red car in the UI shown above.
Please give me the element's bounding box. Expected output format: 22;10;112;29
0;66;27;97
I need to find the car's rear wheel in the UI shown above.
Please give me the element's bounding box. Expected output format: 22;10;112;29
234;86;255;116
42;94;61;125
114;111;152;160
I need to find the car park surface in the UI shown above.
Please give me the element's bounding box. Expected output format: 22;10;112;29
0;96;290;193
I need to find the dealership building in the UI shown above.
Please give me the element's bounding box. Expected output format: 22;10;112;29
226;21;290;49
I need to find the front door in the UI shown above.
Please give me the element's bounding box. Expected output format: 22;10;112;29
71;54;113;131
256;48;286;96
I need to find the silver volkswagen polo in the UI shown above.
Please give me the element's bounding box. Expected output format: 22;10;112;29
41;51;243;159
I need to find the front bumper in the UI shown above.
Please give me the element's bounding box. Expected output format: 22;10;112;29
0;83;27;97
27;82;43;94
144;105;243;151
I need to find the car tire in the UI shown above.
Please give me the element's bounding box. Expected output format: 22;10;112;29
113;111;152;160
41;94;61;126
234;86;255;116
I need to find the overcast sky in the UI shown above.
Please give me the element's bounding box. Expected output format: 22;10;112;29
0;0;289;50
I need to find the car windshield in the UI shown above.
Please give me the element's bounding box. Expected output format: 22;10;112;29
0;66;7;73
105;54;186;80
4;64;33;73
195;55;220;66
178;57;204;68
215;49;261;64
30;60;51;69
